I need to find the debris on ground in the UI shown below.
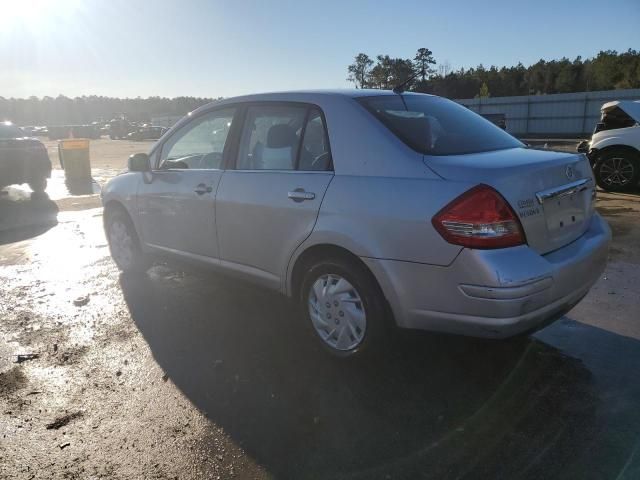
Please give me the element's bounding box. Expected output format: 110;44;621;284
58;442;71;450
46;412;83;430
15;353;40;364
73;295;90;306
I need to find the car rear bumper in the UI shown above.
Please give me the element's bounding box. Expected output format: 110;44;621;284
363;213;611;338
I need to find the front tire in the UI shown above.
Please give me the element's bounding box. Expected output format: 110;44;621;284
594;149;640;192
105;208;149;273
299;257;388;358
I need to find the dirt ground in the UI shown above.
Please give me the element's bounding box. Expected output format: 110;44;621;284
43;138;151;172
1;139;640;479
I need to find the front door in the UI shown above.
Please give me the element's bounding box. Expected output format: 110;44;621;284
137;107;238;259
216;104;334;288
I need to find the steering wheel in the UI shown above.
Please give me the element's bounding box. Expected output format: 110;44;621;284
311;152;331;171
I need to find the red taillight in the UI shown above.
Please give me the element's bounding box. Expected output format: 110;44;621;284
432;184;526;249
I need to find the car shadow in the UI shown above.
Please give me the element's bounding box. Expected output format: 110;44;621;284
120;266;640;480
0;187;58;245
597;186;640;197
64;177;102;196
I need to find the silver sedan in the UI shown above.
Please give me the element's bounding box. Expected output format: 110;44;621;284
101;90;611;357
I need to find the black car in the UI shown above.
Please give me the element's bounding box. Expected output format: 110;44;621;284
0;123;52;193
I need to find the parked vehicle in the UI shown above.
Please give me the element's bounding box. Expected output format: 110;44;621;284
127;126;168;141
20;126;37;136
108;119;136;140
580;100;640;192
34;126;48;136
48;124;101;140
0;122;52;193
102;90;610;357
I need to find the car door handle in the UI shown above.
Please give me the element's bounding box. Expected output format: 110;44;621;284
194;184;213;195
288;189;315;202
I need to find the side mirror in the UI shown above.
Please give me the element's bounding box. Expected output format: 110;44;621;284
128;153;151;172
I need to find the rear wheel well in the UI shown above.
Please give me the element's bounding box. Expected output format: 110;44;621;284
290;244;391;307
594;145;640;161
290;244;397;333
291;245;358;299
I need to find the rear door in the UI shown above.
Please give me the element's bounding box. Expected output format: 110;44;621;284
137;107;238;259
215;103;333;288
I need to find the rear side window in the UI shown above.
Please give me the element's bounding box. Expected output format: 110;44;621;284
237;105;307;170
358;95;522;156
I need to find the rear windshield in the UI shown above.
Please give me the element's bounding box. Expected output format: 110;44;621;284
358;95;522;155
0;124;25;139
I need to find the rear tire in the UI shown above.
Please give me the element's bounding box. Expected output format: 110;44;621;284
594;149;640;192
105;208;150;273
299;256;389;358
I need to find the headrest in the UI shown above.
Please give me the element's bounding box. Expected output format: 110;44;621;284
267;124;297;148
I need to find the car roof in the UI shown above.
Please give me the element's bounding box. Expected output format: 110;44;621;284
218;89;429;100
189;89;433;118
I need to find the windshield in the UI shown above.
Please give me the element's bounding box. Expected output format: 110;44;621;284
0;124;25;139
358;95;522;155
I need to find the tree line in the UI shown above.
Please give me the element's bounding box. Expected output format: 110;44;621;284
3;49;638;125
0;95;220;126
347;48;640;99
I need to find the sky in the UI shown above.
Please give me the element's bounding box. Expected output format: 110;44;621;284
1;0;638;99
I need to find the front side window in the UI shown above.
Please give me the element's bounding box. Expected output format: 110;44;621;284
236;105;307;170
159;107;236;169
358;95;522;156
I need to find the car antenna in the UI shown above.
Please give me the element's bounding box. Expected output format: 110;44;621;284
392;67;425;94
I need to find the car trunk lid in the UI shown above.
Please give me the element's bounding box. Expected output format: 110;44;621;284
425;147;596;254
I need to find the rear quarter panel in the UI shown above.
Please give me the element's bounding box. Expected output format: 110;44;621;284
298;175;465;266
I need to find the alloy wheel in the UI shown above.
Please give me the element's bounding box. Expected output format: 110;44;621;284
600;157;635;187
